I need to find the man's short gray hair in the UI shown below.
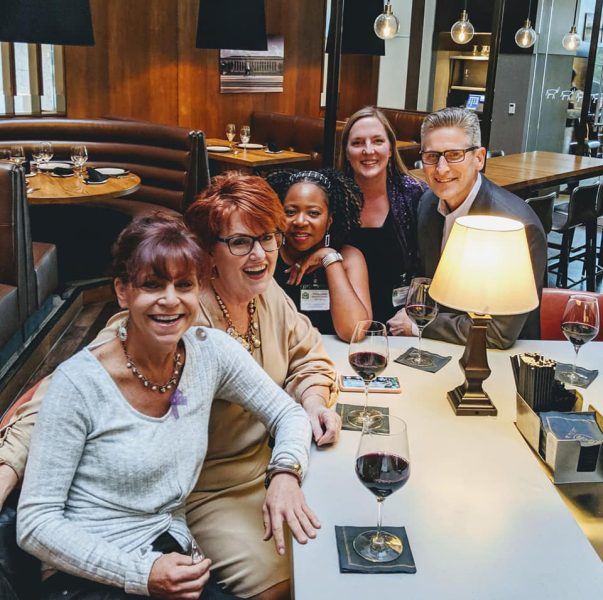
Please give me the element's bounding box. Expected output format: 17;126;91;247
421;107;481;148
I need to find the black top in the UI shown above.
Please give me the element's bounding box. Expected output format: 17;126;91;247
274;254;336;335
350;212;408;324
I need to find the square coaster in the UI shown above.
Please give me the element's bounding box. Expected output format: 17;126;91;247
335;404;390;433
335;525;416;573
555;363;599;388
394;348;452;373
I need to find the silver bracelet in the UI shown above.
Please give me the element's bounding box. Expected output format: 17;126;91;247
321;251;343;269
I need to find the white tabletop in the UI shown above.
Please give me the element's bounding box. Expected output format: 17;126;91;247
292;337;603;600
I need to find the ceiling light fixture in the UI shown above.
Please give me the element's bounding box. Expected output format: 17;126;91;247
515;0;537;48
562;0;581;52
374;1;399;40
451;1;474;45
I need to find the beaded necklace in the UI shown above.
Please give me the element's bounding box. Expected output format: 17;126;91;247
212;285;261;353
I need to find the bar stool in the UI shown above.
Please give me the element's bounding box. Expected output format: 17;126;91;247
486;149;505;158
526;191;556;235
548;183;598;290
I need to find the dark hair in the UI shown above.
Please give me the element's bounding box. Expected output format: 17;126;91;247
338;106;410;178
112;213;204;285
266;168;363;250
184;171;286;272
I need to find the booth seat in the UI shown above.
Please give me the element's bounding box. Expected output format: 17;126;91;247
377;107;428;168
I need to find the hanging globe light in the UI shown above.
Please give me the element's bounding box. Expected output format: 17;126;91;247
562;25;581;51
374;1;399;41
451;9;475;45
515;19;537;48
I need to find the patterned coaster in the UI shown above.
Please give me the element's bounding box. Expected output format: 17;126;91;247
555;363;599;388
335;404;390;433
395;348;451;373
335;525;416;573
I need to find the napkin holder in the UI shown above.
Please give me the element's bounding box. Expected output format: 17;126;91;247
515;393;603;484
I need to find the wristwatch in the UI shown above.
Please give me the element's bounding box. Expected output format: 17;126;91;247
321;251;343;269
264;460;303;488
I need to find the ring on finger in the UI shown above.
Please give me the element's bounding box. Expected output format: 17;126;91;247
294;262;301;269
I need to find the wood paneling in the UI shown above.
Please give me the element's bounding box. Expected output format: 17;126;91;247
63;0;379;135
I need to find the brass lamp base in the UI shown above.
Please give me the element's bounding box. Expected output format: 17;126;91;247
447;313;498;416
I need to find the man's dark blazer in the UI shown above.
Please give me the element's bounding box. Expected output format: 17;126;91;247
417;175;547;349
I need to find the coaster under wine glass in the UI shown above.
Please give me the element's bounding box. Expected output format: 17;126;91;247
395;348;451;373
336;404;389;433
335;526;416;573
555;363;598;388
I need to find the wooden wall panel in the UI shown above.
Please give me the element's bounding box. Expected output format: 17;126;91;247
64;0;379;136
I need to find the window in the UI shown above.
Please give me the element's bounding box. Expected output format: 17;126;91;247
0;42;65;116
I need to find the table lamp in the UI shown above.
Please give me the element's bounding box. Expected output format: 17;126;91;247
429;215;539;416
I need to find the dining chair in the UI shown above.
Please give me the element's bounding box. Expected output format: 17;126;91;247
486;149;505;158
526;191;556;235
540;287;603;340
547;182;599;291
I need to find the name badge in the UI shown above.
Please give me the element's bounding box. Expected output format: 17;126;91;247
300;286;330;311
392;285;409;307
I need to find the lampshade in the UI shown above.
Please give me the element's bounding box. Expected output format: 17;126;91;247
196;0;267;50
0;0;94;46
429;215;538;316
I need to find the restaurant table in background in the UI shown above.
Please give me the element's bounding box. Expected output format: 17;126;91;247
206;137;312;170
293;336;603;600
27;172;141;205
410;151;603;197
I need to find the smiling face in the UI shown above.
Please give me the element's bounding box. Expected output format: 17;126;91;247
421;126;485;211
211;210;278;304
345;116;392;183
115;266;200;350
283;182;332;254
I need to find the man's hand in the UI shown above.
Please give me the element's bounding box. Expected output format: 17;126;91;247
263;473;321;555
148;553;211;600
387;308;416;337
0;464;18;510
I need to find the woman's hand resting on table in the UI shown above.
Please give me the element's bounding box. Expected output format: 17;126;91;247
263;473;321;555
148;553;212;600
302;394;341;446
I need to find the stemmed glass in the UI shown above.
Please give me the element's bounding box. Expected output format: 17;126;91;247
35;142;53;171
558;294;599;386
70;144;88;178
405;277;438;367
240;125;251;150
10;145;26;166
347;320;389;428
226;123;237;153
354;415;410;562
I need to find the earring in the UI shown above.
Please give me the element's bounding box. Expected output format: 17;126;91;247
324;232;331;248
211;265;218;280
117;318;128;342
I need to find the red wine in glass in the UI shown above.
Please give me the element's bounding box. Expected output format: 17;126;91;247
347;321;389;428
356;452;410;498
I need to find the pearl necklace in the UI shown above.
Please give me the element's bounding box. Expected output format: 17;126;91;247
212;285;261;353
120;339;183;393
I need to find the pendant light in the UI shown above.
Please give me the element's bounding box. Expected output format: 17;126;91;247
515;0;537;48
451;1;474;45
374;1;399;40
562;0;581;51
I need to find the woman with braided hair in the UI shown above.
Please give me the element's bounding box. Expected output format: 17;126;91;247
267;168;371;342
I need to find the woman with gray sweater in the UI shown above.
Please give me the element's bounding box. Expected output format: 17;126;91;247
16;215;315;600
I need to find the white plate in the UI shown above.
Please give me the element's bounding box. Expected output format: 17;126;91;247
95;167;128;176
84;179;107;185
50;172;75;178
207;145;232;152
38;162;72;171
25;173;35;178
237;143;264;149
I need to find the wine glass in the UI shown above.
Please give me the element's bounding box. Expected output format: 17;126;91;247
225;123;236;152
405;277;438;367
558;294;599;385
36;142;53;170
10;145;26;166
70;144;88;178
240;125;251;148
354;415;410;562
347;320;389;428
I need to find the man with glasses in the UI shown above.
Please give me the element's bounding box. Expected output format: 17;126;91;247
388;107;546;349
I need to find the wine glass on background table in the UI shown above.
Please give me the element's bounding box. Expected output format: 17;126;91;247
240;125;251;150
36;142;53;170
347;320;389;428
70;144;88;178
354;415;410;562
558;294;599;386
10;146;26;167
405;277;438;367
226;123;237;153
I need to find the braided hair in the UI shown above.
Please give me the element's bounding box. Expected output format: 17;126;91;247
266;168;363;250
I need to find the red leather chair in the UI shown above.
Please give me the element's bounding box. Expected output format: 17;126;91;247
540;287;603;340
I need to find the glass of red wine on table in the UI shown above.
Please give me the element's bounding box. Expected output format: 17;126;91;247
347;320;389;428
558;294;599;386
405;277;438;367
354;415;410;562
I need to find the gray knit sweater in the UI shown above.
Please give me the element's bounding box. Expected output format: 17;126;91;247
17;327;311;596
